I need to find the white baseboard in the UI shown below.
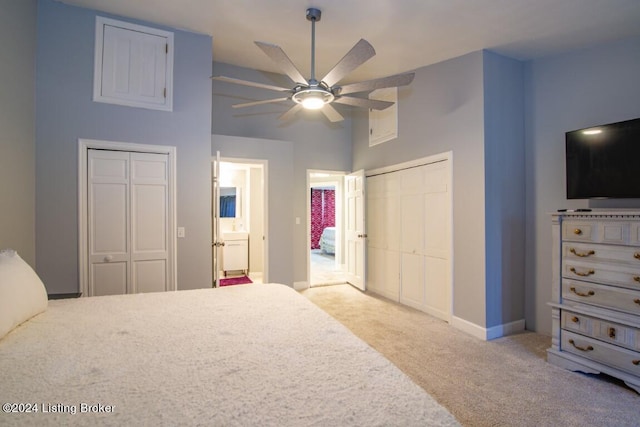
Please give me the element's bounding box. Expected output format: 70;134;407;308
486;318;526;340
293;281;309;291
451;316;526;341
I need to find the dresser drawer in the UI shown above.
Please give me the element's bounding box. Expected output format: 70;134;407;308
562;221;598;242
562;279;640;315
632;222;640;246
562;220;630;244
561;310;640;352
562;259;640;291
561;330;640;376
562;242;640;266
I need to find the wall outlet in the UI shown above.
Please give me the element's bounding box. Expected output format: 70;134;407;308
177;227;185;238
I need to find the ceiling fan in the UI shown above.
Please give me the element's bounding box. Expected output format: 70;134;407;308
212;8;415;123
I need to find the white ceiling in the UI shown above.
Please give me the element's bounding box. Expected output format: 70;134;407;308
60;0;640;83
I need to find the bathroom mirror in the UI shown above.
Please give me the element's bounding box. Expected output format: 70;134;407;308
219;187;239;218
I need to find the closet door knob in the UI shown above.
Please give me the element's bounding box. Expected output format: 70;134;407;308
104;255;113;262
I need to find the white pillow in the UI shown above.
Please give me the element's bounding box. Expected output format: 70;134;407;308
0;249;48;339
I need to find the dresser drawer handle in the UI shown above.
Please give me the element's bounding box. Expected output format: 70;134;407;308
569;267;595;277
571;316;580;323
570;287;594;297
633;360;640;366
569;248;595;257
634;276;640;283
634;298;640;306
635;252;640;260
608;328;616;339
573;228;583;235
568;339;593;352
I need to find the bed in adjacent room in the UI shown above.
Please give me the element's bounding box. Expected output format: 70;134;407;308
0;250;458;426
319;226;335;254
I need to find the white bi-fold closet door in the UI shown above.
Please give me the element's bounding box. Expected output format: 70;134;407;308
366;156;452;322
87;149;170;296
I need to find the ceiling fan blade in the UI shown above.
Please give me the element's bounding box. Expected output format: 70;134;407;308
279;103;304;121
232;97;290;109
255;41;308;85
338;72;415;95
321;39;376;87
212;76;291;93
334;96;394;110
321;104;344;122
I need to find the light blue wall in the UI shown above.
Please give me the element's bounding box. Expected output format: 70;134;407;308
352;50;526;333
483;51;525;328
212;62;352;285
352;51;491;329
0;0;37;265
525;36;640;334
211;135;294;285
35;0;213;293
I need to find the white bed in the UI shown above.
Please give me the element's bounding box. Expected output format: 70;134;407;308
319;226;335;254
0;282;459;426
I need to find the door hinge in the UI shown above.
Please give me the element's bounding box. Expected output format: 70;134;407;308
163;88;167;98
166;43;169;54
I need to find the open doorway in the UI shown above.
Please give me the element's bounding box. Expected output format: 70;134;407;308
213;159;267;286
308;170;347;287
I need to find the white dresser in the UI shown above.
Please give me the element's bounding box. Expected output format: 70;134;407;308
548;211;640;393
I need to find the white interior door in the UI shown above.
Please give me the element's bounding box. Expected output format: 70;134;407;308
345;170;366;290
88;149;169;296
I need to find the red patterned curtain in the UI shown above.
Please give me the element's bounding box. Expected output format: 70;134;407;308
310;189;335;249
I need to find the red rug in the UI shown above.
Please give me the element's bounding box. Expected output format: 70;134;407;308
219;275;253;287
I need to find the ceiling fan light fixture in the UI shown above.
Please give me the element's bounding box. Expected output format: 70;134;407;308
301;96;325;110
292;87;334;110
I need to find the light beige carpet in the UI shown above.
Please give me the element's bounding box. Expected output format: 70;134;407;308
301;284;639;427
310;249;347;286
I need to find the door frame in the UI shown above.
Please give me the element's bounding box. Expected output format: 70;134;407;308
306;170;346;287
213;156;269;285
78;138;177;297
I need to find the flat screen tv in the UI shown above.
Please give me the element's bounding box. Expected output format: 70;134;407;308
566;117;640;199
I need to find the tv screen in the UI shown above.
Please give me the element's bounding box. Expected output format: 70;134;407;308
566;117;640;199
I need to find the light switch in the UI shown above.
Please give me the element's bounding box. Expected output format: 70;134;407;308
295;217;300;225
177;227;185;238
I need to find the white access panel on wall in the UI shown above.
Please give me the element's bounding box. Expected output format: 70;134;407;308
87;149;170;296
94;16;174;111
369;87;398;146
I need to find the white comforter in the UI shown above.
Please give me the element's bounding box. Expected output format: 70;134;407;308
0;283;458;426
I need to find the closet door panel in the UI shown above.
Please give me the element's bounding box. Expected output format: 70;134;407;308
424;190;449;259
400;193;424;254
383;249;400;301
91;261;127;297
88;150;130;296
424;257;449;321
400;252;425;308
130;153;169;293
367;195;385;249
